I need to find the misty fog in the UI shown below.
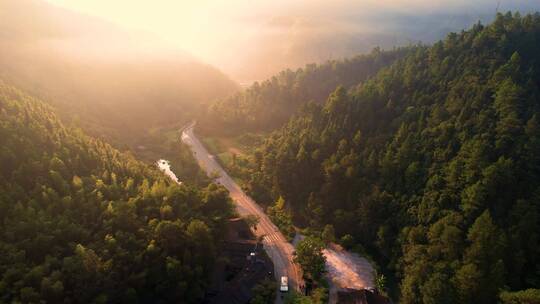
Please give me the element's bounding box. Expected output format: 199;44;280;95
43;0;540;81
0;0;238;149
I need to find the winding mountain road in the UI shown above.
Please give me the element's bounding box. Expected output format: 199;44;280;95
181;123;304;298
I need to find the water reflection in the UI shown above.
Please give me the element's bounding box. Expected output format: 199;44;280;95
156;159;182;185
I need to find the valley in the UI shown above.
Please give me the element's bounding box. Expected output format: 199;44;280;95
2;1;540;304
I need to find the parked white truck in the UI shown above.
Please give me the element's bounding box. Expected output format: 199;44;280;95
280;276;289;292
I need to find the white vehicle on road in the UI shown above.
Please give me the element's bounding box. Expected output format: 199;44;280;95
280;276;289;292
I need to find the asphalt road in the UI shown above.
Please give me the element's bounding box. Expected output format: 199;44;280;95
181;124;304;298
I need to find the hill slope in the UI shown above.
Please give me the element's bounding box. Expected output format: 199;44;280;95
202;47;411;134
244;12;540;303
0;83;233;303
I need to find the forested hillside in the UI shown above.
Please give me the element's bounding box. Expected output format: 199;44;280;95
201;47;411;134
244;13;540;303
0;83;233;303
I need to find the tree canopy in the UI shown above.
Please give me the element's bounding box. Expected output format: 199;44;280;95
201;47;412;134
0;84;234;303
239;12;540;303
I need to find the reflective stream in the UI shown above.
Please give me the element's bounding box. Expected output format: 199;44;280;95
156;159;181;184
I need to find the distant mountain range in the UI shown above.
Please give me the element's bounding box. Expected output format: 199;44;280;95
221;1;540;81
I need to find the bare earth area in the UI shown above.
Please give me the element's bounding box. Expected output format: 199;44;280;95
324;244;375;303
324;244;374;289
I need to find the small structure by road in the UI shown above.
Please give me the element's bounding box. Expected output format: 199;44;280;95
205;218;274;304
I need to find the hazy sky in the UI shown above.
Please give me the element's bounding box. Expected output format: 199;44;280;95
43;0;540;80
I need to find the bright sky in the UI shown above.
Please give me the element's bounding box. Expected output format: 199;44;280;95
43;0;538;80
44;0;245;55
42;1;342;55
42;0;477;59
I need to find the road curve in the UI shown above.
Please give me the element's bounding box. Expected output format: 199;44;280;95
181;124;304;297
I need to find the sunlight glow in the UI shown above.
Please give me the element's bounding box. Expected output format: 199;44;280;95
42;0;535;80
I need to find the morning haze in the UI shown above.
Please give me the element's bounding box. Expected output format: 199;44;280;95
44;0;540;81
1;0;540;303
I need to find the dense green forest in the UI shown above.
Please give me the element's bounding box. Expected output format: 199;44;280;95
0;83;234;303
239;13;540;303
201;47;411;134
